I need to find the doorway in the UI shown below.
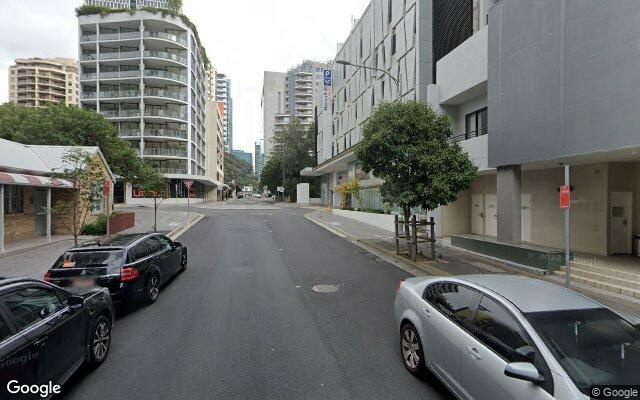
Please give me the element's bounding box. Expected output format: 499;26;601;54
34;189;47;236
484;194;498;237
611;192;633;254
471;194;484;235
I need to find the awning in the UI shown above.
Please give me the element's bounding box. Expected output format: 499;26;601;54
0;172;74;188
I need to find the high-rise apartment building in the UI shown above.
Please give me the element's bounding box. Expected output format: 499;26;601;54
78;8;211;204
8;58;79;108
261;71;285;159
83;0;176;10
254;141;264;174
215;73;233;151
206;100;225;201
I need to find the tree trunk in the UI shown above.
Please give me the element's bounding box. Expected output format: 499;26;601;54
403;205;413;260
153;199;158;232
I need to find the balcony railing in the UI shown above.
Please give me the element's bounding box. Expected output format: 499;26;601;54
81;73;97;80
99;70;141;79
99;51;141;60
144;88;187;101
448;129;488;143
80;34;97;42
143;148;187;157
144;69;187;83
144;128;188;140
99;31;141;41
143;31;187;46
144;109;187;120
156;167;187;175
100;109;141;118
80;54;97;61
144;50;187;65
120;129;141;137
99;90;141;99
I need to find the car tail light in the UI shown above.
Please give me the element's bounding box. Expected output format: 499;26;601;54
44;271;52;282
120;267;139;282
397;280;405;293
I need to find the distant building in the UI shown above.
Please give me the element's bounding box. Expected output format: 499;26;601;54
8;58;79;108
231;150;252;166
83;0;176;10
261;71;285;159
216;73;233;151
254;141;264;174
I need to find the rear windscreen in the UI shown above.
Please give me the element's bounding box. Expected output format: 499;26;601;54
53;250;124;269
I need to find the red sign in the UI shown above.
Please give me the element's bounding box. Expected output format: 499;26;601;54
183;180;194;190
560;185;571;209
103;180;110;196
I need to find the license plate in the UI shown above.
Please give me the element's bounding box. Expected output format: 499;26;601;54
72;278;95;288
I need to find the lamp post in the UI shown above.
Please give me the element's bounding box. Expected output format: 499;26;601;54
335;60;401;101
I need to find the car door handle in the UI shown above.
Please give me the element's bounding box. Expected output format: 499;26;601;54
466;345;481;360
33;336;48;348
423;308;431;317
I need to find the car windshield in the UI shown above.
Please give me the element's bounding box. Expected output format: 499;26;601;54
526;308;640;394
53;250;124;269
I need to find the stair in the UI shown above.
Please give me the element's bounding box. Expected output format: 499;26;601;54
553;262;640;299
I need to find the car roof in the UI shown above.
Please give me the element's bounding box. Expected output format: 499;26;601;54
69;233;156;251
455;274;601;313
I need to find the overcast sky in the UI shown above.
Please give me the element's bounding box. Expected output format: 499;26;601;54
0;0;369;153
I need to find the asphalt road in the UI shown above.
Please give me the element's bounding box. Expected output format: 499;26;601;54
58;199;453;400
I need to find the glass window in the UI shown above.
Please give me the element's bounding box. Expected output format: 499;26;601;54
473;296;531;361
4;185;23;214
423;283;440;304
53;250;124;269
143;237;162;255
130;242;152;262
156;235;173;251
434;282;477;325
1;288;63;330
465;107;488;139
0;316;12;342
526;308;640;396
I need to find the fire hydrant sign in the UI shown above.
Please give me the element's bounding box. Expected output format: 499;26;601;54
560;185;571;209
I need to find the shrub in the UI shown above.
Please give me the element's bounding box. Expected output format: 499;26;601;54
81;214;108;235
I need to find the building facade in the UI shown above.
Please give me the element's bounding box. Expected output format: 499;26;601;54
215;73;233;151
206;100;225;201
83;0;175;10
78;9;212;204
254;141;264;174
8;58;80;108
261;71;286;159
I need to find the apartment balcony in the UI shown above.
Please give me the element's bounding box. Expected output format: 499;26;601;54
120;129;141;138
144;50;187;66
156;167;188;175
143;69;187;84
144;108;187;120
100;70;141;80
80;34;97;43
81;73;97;81
143;148;187;158
99;31;141;41
100;109;141;119
80;53;97;62
144;88;187;102
143;31;188;47
295;70;313;76
99;89;141;99
99;51;141;61
144;128;188;140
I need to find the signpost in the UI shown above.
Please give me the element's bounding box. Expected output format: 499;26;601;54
103;180;111;235
184;180;194;220
277;186;284;203
561;167;571;287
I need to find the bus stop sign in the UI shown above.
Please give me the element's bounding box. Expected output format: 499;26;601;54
560;185;570;209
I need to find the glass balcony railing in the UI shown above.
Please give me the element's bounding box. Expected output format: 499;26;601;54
81;73;97;80
99;31;141;41
144;51;187;65
143;148;187;157
120;129;141;137
156;167;188;175
80;34;97;42
144;88;187;101
99;90;141;99
143;69;187;83
99;70;141;79
100;109;141;118
143;31;187;46
80;54;97;61
81;92;96;99
144;109;187;120
144;129;187;140
99;51;140;60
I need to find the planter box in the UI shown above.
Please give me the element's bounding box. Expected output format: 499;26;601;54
332;209;396;232
109;212;135;234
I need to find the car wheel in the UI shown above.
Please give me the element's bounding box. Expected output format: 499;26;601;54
179;249;187;272
88;315;111;368
144;271;160;304
400;323;425;376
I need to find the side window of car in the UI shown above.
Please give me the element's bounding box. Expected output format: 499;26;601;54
143;237;161;255
434;282;478;326
156;236;173;251
422;283;440;305
0;287;63;330
0;315;13;342
473;296;532;362
129;242;151;262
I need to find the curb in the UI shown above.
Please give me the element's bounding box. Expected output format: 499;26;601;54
167;213;205;240
304;213;450;278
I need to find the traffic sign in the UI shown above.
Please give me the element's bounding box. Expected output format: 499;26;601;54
560;185;570;209
277;186;284;193
183;180;194;190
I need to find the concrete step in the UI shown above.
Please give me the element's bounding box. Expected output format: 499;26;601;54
566;261;640;281
553;270;640;299
556;266;640;290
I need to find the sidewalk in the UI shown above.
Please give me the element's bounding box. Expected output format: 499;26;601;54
306;209;640;318
118;206;200;234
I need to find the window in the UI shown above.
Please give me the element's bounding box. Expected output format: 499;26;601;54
0;316;12;342
387;0;392;23
129;242;152;262
4;185;23;214
359;36;363;59
1;287;63;330
433;282;477;326
156;235;173;251
371;87;375;106
422;282;440;304
391;29;397;55
144;237;163;255
381;80;385;99
465;107;488;139
473;296;531;362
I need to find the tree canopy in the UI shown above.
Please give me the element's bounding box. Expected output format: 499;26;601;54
356;101;478;214
0;103;149;182
260;156;282;195
224;151;253;188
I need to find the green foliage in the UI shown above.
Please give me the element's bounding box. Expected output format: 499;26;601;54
224;152;253;188
167;0;183;12
260;157;282;195
356;101;478;214
81;214;108;235
0;103;144;182
75;4;113;16
335;178;362;209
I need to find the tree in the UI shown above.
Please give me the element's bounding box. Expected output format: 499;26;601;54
0;103;146;182
356;101;478;255
224;152;253;188
51;148;105;246
260;157;282;195
167;0;183;12
135;162;169;232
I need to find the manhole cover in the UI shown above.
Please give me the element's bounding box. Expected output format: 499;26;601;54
312;284;339;293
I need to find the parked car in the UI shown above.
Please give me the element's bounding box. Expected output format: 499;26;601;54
0;278;114;397
45;233;187;305
394;274;640;400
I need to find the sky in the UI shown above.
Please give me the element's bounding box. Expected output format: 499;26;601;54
0;0;370;154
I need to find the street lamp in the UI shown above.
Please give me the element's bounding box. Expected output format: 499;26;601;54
335;60;401;101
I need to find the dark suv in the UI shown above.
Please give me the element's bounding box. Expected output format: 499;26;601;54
0;278;113;398
45;233;187;305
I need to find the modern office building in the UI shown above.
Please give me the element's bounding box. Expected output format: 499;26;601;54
261;71;285;159
8;58;80;108
83;0;176;10
231;149;252;166
78;8;212;204
215;73;233;151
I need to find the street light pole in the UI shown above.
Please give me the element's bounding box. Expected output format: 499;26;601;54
335;60;401;101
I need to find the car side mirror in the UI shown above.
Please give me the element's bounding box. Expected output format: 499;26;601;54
504;362;545;385
173;241;182;248
67;295;84;311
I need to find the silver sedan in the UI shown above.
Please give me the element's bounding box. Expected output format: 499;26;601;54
394;274;640;400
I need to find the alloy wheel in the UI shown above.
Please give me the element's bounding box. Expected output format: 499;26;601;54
402;328;420;369
149;274;159;300
92;321;110;361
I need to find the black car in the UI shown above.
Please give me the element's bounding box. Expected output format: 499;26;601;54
0;278;113;399
45;233;187;305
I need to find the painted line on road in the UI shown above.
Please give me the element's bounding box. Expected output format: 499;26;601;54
167;213;205;240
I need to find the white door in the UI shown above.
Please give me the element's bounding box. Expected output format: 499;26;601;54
521;194;532;243
611;192;633;254
484;194;497;237
471;194;485;235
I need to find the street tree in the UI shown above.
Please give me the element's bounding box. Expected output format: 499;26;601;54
51;148;106;246
224;151;253;189
260;156;282;195
135;162;169;232
356;101;478;255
